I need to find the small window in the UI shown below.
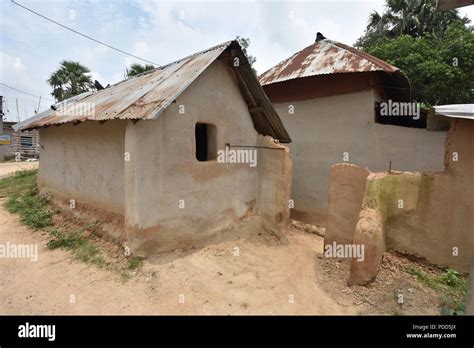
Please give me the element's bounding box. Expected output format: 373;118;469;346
20;136;33;148
195;123;216;161
375;101;426;128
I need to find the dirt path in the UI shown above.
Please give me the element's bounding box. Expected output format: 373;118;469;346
0;162;39;179
0;200;354;315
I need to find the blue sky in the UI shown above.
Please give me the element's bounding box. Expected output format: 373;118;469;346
1;0;473;121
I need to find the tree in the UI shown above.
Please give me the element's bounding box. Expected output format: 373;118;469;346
48;61;95;102
235;36;257;75
355;0;469;49
124;63;155;78
364;22;474;105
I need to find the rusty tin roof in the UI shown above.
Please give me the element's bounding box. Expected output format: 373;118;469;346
16;41;291;143
259;39;401;86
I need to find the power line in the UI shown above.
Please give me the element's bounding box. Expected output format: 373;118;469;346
0;82;54;102
10;0;161;67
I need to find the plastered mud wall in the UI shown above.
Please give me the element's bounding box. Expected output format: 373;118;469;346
325;164;370;246
124;60;292;256
327;118;474;280
272;89;446;225
256;136;292;232
38;121;127;215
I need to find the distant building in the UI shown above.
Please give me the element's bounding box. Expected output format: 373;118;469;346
0;120;39;161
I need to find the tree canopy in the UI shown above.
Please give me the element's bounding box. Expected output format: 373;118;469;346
124;63;156;78
355;0;473;105
355;0;469;49
236;36;257;75
47;60;95;102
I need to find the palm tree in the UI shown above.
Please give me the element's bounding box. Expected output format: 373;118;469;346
356;0;469;48
124;63;155;78
47;61;95;102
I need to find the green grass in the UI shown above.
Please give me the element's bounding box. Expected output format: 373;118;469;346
0;170;53;229
127;256;143;270
0;169;139;281
404;265;468;315
47;228;107;268
0;169;37;194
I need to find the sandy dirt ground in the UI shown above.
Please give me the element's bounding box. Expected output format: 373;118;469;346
0;162;39;179
0;164;445;315
0;200;356;315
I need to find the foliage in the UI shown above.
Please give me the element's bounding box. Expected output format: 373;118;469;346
442;269;461;286
363;22;474;105
405;265;468;315
47;60;95;102
236;36;257;75
355;0;469;49
124;63;156;78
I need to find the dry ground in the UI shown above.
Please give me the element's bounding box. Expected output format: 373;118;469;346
0;161;39;180
0;199;350;315
0;165;449;315
0;196;447;315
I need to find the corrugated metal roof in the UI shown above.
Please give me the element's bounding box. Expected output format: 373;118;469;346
16;42;230;130
434;104;474;119
14;91;93;131
259;39;401;86
15;41;291;142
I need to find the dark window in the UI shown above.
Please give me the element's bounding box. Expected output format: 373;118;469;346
195;123;216;161
20;136;33;147
374;101;427;129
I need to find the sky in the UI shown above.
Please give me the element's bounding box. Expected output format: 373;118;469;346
1;0;473;121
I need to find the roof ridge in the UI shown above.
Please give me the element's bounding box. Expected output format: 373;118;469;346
156;40;234;71
330;40;399;72
90;40;236;93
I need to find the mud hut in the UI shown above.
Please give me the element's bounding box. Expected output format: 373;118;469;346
16;41;292;256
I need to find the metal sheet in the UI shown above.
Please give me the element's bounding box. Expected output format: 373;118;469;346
15;41;291;142
434;104;474;119
259;39;400;86
16;42;232;130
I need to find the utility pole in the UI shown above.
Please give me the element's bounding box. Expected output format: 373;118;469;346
0;96;4;162
37;96;41;114
16;98;20;122
0;96;3;122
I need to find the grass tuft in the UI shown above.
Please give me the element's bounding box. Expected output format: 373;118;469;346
0;169;37;193
1;170;53;229
404;265;468;315
127;256;143;270
47;228;108;268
